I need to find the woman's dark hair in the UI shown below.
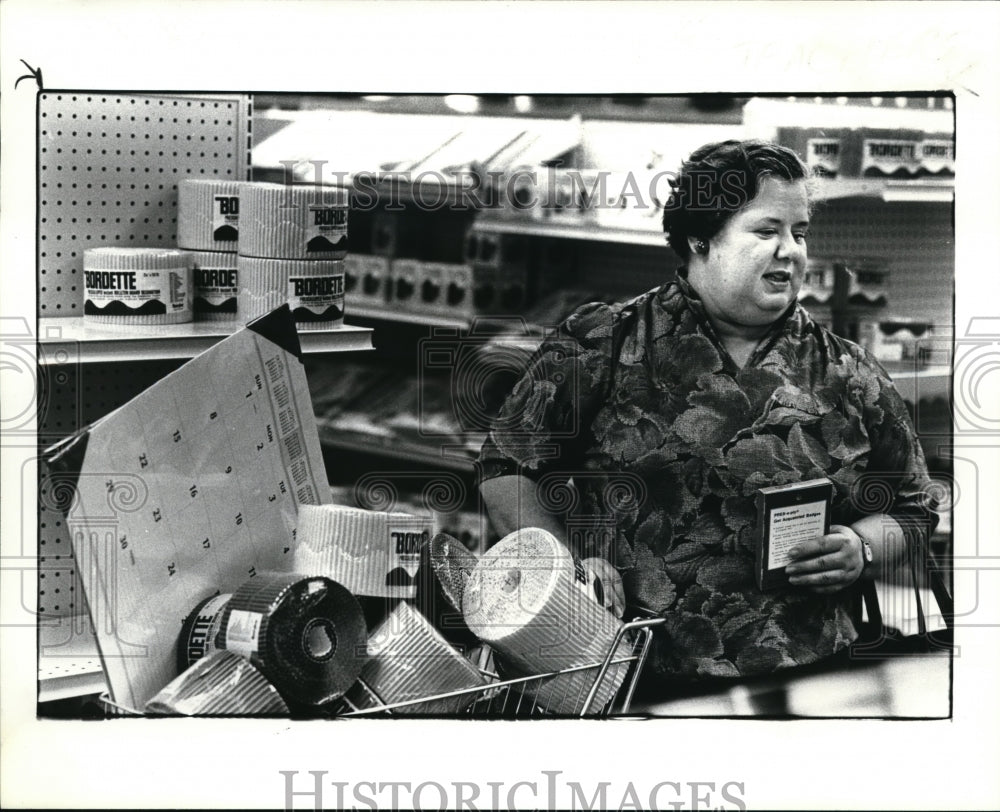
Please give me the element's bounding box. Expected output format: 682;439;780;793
662;139;810;260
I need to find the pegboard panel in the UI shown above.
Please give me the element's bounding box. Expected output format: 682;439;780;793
38;359;186;620
38;92;252;316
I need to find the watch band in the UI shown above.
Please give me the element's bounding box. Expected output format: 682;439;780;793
859;537;874;573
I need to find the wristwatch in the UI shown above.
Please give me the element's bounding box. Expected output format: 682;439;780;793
859;536;874;573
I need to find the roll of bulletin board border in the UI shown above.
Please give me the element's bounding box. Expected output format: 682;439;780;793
295;505;433;599
177;178;245;252
216;572;367;706
239;182;349;260
189;250;240;321
177;592;233;673
82;247;192;324
346;601;486;715
237;256;345;328
463;528;630;715
145;650;289;716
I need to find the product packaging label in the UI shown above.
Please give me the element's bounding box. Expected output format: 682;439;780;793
862;139;921;176
305;205;348;252
806;138;842;176
194;265;239;313
287;274;344;322
213;194;240;242
184;594;232;665
225;609;263;658
919;139;955;175
84;268;189;316
384;524;431;593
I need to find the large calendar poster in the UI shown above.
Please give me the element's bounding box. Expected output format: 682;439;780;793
48;308;331;711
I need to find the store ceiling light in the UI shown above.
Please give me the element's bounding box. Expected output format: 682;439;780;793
362;95;392;103
444;95;480;114
514;95;533;113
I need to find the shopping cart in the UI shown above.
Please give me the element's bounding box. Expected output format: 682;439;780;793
99;616;665;718
334;616;665;718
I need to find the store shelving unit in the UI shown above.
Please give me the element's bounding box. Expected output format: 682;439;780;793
37;318;374;364
38;622;107;703
317;425;479;472
470;216;666;248
344;305;471;330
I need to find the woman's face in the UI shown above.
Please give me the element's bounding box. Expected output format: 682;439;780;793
688;176;810;330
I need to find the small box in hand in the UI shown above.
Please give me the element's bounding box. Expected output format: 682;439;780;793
755;478;834;591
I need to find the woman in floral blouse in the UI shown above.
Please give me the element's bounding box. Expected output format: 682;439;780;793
477;139;938;689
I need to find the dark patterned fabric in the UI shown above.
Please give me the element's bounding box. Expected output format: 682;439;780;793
478;275;937;683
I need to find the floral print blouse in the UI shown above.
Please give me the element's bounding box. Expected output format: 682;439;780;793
477;274;938;683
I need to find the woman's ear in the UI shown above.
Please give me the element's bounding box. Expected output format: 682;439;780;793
688;237;708;256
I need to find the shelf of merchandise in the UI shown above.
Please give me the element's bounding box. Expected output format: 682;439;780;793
812;178;954;204
465;178;952;250
471;215;666;247
36;318;374;364
38;621;107;703
317;424;481;472
344;305;472;330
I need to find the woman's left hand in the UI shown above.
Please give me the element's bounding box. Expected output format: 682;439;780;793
785;524;865;595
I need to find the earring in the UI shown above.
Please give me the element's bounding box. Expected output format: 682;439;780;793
694;240;707;254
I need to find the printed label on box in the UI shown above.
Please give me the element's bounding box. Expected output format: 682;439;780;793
193;264;238;313
862;139;920;176
213;194;240;242
225;609;263;658
806;138;842;176
305;205;348;253
84;268;189;315
288;274;344;322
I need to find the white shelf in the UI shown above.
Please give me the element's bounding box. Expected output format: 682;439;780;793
318;424;480;471
813;178;953;204
37;318;374;364
345;305;472;330
38;621;107;703
471;217;667;247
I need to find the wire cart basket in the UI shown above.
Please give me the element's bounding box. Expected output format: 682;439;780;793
333;616;665;719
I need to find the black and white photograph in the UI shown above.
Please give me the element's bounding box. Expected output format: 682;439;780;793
2;2;998;810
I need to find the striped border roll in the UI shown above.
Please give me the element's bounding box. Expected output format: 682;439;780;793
189;250;240;322
463;528;630;715
177;593;233;672
145;650;289;716
177;178;246;252
83;247;192;324
346;601;486;715
237;256;345;327
295;505;434;599
239;182;349;260
83;246;192;270
216;572;367;706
